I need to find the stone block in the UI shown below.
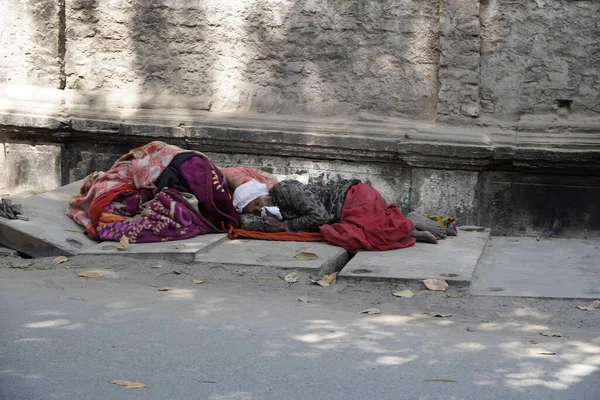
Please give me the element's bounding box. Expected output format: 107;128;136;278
479;172;600;238
471;237;600;299
0;143;62;195
0;180;98;257
340;230;489;285
81;234;228;263
410;168;480;225
195;239;349;276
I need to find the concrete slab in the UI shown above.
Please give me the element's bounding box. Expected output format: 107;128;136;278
195;239;349;275
0;244;18;257
0;180;98;257
470;237;600;299
81;234;228;263
339;231;490;285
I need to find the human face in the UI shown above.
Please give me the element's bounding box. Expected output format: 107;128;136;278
242;196;274;215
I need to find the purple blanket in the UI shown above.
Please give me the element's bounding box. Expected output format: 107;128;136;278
97;155;239;243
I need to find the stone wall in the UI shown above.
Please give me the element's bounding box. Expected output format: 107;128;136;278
1;0;598;123
480;0;600;119
64;0;440;118
0;0;61;88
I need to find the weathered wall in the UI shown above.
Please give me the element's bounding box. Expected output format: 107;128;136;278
1;0;599;124
0;0;61;87
480;0;600;119
64;0;440;118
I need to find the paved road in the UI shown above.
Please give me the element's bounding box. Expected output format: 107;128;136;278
1;266;599;400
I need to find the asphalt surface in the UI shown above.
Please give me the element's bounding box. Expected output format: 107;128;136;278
1;264;599;400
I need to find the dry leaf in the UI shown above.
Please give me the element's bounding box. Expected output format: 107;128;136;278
116;235;129;251
540;331;562;338
292;252;319;261
110;380;147;389
325;272;338;285
423;312;452;318
311;279;330;287
52;256;69;265
392;289;414;298
259;276;281;281
425;379;457;383
298;296;320;303
157;287;173;291
192;280;204;284
576;300;600;311
77;271;103;278
423;279;449;291
284;272;299;284
359;308;381;315
527;340;538;345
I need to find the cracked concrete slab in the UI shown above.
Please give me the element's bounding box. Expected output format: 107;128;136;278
81;234;228;263
470;237;600;299
339;231;490;285
0;180;98;257
195;239;349;275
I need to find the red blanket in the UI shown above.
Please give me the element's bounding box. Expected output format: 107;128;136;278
319;183;415;252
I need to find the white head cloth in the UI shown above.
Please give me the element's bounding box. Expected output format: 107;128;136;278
232;180;269;213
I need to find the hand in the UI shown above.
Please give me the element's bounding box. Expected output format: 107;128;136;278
263;213;286;233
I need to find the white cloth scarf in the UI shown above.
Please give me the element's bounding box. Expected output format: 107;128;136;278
232;180;269;213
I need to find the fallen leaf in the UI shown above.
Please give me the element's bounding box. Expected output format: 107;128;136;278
77;271;103;278
173;270;182;275
540;331;562;338
527;340;538;345
446;295;462;299
422;312;452;318
116;235;129;251
284;271;299;284
423;279;449;291
577;300;600;311
157;287;173;291
52;256;69;265
537;352;557;356
64;229;83;233
425;379;457;383
359;308;381;315
311;279;330;287
392;289;414;298
325;272;338;285
110;380;147;389
298;296;320;303
259;276;281;281
192;280;204;284
291;252;319;261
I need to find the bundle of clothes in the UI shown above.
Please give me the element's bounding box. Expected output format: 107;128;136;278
68;142;240;243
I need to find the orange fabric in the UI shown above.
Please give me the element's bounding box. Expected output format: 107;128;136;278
225;224;325;242
98;211;127;226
